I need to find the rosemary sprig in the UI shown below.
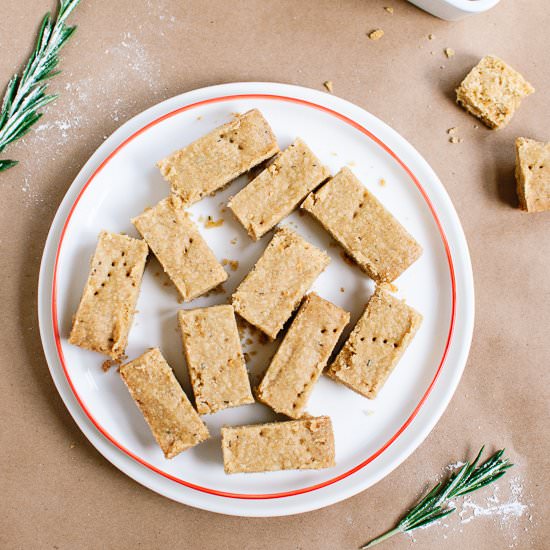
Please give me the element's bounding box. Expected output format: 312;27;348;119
361;446;513;548
0;0;81;172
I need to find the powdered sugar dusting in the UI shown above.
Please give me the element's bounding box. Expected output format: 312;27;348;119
16;25;170;206
418;471;531;547
459;476;528;526
20;176;45;207
110;32;161;92
445;460;465;472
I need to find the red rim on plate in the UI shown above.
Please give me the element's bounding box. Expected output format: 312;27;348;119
51;94;456;499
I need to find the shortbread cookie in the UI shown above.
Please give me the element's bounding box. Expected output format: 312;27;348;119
257;294;349;418
69;231;148;358
132;197;227;302
221;416;335;473
515;137;550;212
327;287;422;399
302;167;421;282
232;228;330;339
119;348;209;458
178;305;254;415
157;109;279;204
228;138;330;239
456;55;534;129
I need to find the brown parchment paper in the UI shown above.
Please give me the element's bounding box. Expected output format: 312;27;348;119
0;1;548;549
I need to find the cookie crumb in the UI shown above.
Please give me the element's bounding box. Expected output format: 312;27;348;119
323;80;334;93
243;352;250;362
444;47;455;58
204;215;224;228
384;6;393;14
230;237;238;245
447;127;458;135
449;136;463;144
196;115;202;121
340;287;345;293
379;178;386;187
428;33;435;40
368;29;384;41
229;260;239;271
102;356;126;372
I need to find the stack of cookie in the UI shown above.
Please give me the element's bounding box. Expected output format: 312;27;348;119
68;108;431;474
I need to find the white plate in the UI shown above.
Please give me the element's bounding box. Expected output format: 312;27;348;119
38;82;474;517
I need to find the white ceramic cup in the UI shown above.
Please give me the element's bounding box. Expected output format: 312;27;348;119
407;0;502;20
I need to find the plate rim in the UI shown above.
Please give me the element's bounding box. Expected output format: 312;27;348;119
38;81;475;516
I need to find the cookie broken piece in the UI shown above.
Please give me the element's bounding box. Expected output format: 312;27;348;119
456;55;534;129
69;231;148;358
257;293;349;419
221;416;335;473
515;137;550;212
228;138;330;240
302;167;422;282
232;228;330;339
132;197;227;302
119;348;209;458
178;305;254;415
157;109;279;205
327;287;422;399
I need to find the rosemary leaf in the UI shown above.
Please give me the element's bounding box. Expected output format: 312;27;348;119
0;0;81;170
360;447;513;549
0;159;19;172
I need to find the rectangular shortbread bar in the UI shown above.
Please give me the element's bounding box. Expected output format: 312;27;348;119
132;196;227;302
327;287;422;399
232;228;330;339
256;293;349;418
69;231;148;358
221;416;335;474
157;109;279;205
119;348;209;458
228;138;330;240
302;167;422;283
515;137;550;213
178;305;254;415
456;55;534;130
